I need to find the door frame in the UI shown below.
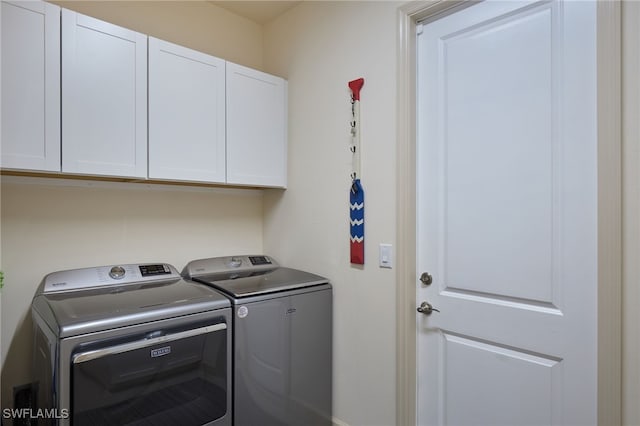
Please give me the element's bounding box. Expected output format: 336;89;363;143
394;1;621;425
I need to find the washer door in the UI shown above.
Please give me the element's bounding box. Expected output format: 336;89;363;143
71;318;228;425
234;287;332;426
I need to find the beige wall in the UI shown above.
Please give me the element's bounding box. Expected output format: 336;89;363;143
263;2;400;425
0;0;267;413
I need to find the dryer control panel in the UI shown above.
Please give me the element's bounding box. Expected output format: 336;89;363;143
42;263;180;293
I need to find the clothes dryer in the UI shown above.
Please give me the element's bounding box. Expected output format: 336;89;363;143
31;263;232;425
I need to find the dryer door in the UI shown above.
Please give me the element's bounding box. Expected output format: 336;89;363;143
70;316;229;425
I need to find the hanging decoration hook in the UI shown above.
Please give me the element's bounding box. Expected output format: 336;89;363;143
348;78;365;265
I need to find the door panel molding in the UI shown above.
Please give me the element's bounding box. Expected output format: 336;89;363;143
395;1;621;425
441;331;562;426
435;0;560;307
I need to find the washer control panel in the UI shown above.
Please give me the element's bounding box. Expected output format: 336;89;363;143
109;266;126;280
42;263;179;293
248;256;272;266
184;255;277;278
227;257;243;268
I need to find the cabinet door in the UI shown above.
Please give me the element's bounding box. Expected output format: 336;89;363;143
61;10;147;178
148;37;226;183
226;63;287;188
1;1;60;172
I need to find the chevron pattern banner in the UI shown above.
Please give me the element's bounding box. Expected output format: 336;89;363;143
350;178;364;264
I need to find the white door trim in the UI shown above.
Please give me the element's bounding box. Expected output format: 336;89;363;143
395;1;621;425
595;1;622;424
622;4;640;424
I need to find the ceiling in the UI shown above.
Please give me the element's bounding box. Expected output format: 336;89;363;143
208;1;302;24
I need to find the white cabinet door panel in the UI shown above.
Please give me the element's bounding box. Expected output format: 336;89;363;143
226;62;287;188
148;37;226;183
61;10;147;178
1;0;60;172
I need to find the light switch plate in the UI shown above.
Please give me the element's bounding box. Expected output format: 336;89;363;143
379;243;393;269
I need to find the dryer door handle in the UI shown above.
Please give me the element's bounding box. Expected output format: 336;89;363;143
72;322;226;364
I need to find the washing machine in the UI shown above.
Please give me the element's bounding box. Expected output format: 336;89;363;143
31;263;232;426
183;255;332;426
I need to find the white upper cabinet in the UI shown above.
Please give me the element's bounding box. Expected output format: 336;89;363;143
226;62;287;188
1;1;60;172
148;37;226;183
61;10;147;178
2;6;287;188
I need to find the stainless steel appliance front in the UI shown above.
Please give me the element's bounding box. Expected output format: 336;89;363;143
184;255;332;426
31;263;232;425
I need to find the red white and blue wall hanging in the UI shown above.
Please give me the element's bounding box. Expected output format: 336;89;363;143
349;78;365;265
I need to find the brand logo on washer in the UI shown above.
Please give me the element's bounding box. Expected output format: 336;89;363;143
151;346;171;358
237;306;248;318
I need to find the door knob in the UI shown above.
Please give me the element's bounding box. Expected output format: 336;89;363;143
417;301;440;315
420;272;433;286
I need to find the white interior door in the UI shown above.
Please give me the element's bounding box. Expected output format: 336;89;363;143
416;1;597;425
